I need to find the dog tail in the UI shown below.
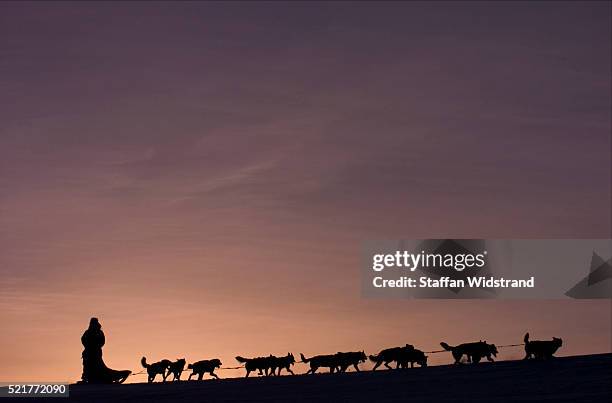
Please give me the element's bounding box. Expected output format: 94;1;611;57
299;353;310;363
440;342;453;351
235;356;248;363
368;354;379;363
524;333;530;344
141;357;149;368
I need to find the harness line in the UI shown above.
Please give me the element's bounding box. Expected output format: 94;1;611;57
127;344;526;377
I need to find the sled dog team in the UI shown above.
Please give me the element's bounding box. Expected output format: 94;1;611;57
140;333;562;382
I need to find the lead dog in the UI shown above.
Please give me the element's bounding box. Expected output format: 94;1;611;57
524;333;562;359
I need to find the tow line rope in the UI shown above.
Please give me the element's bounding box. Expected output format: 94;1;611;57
127;344;526;377
424;343;525;354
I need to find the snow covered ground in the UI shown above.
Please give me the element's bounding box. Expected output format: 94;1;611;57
13;353;612;402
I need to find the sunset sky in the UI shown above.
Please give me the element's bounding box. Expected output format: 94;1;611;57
0;1;610;382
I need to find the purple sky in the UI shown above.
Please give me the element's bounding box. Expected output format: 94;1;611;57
0;1;610;382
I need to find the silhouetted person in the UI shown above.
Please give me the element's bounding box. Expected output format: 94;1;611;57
80;317;131;384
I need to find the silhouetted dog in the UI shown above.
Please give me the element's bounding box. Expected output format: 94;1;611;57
187;359;222;380
369;344;415;370
270;353;295;376
335;351;367;372
167;358;186;381
524;333;562;359
440;341;498;364
236;355;275;377
300;353;339;374
397;348;427;369
141;357;171;383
